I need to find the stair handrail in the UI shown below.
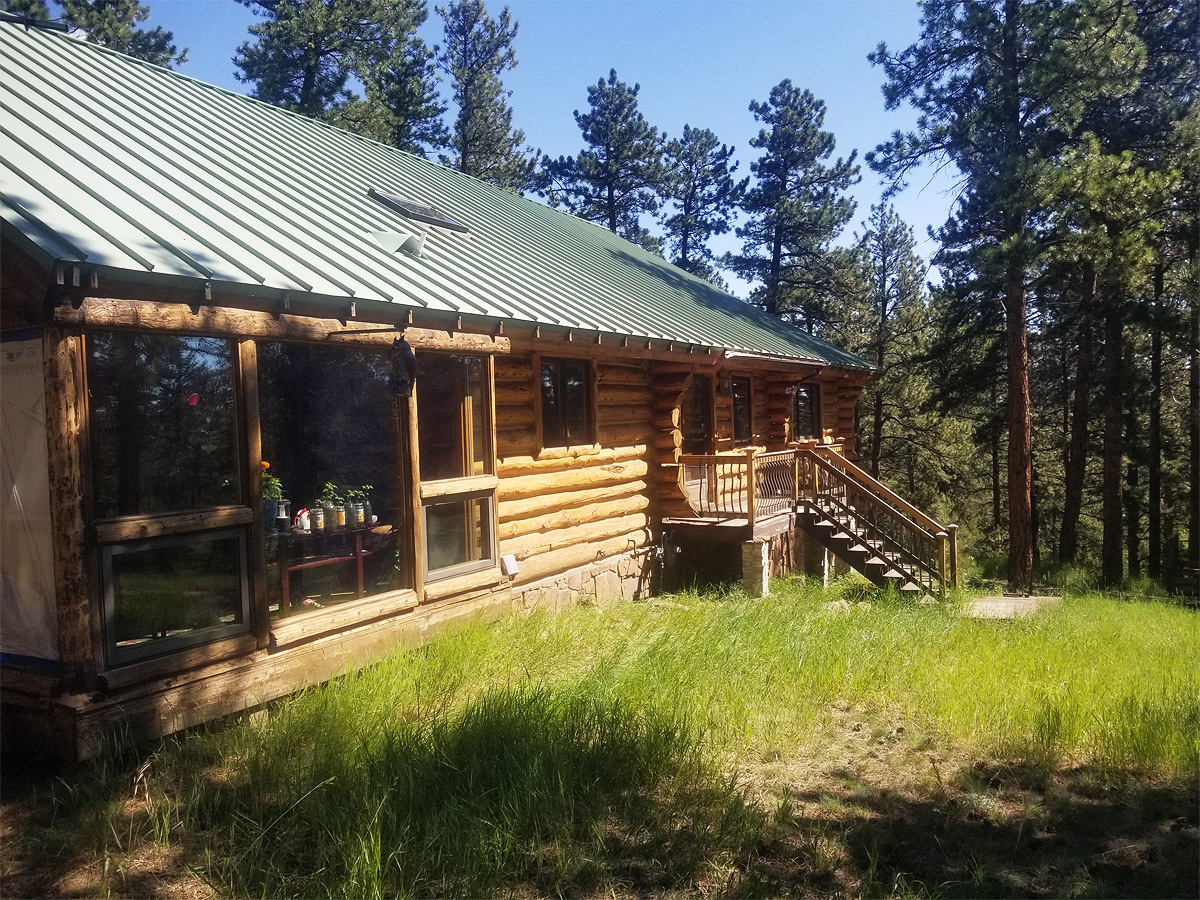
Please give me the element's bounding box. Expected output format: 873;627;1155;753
803;462;941;592
801;447;957;591
808;444;946;535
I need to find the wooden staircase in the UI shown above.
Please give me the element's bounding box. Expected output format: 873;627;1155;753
796;444;957;596
665;442;959;596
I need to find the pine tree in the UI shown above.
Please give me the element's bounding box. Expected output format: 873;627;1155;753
846;204;929;479
541;69;666;250
869;0;1144;591
235;0;446;155
729;80;859;330
435;0;534;190
659;125;747;285
1;0;186;67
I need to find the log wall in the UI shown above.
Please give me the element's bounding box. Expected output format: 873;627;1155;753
495;355;656;594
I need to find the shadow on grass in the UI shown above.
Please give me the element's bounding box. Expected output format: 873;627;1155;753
3;691;1197;899
753;761;1199;899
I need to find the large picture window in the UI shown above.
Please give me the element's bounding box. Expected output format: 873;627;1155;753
417;354;496;580
257;342;407;616
540;357;592;448
89;333;238;518
88;332;249;664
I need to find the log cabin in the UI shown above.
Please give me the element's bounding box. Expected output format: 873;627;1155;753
0;16;956;760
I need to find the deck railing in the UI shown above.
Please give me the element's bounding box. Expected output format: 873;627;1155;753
673;443;959;591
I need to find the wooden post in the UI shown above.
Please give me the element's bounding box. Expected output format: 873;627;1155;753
791;448;800;509
745;447;757;527
947;524;959;589
43;328;98;689
937;531;949;596
238;339;270;647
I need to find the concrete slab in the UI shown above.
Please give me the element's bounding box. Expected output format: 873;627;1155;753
966;594;1062;619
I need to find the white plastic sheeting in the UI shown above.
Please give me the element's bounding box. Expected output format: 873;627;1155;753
1;335;59;662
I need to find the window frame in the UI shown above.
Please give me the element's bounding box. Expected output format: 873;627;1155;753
415;352;500;584
100;527;251;666
792;384;821;441
536;355;597;450
83;330;256;668
731;376;752;446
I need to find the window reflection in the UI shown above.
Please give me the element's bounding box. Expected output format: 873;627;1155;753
104;530;247;664
541;358;590;447
89;333;237;517
258;343;406;615
793;386;820;439
417;355;490;480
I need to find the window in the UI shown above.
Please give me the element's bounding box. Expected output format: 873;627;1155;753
418;354;491;480
540;357;592;448
680;375;711;455
88;332;249;664
424;493;493;577
417;354;496;579
793;385;820;440
257;342;407;617
103;529;248;665
89;333;238;518
732;377;752;445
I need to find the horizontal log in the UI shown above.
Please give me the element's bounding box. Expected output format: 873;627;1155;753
596;385;654;407
503;511;650;560
653;430;682;451
653;407;681;429
596;365;650;386
598;404;651;425
511;529;652;587
494;358;533;382
499;457;649;498
495;403;535;429
598;422;653;447
497;445;644;477
498;481;647;532
494;382;535;405
55;300;512;354
656;499;696;519
496;432;536;459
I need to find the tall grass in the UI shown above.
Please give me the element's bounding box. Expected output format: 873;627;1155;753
66;579;1198;897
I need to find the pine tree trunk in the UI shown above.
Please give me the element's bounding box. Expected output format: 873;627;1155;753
1102;297;1125;587
1006;267;1034;592
870;390;883;479
1148;262;1163;578
1059;267;1096;564
1001;0;1033;593
1126;409;1140;579
1190;288;1200;561
991;381;1002;530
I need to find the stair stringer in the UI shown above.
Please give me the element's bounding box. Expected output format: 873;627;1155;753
795;502;925;595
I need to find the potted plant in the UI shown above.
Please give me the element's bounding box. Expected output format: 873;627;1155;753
345;484;373;527
317;482;344;529
262;461;283;532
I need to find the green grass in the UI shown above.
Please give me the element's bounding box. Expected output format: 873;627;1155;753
9;579;1198;898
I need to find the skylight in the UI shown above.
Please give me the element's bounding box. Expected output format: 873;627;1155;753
368;188;469;234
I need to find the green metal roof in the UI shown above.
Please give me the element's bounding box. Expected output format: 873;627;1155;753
0;19;869;370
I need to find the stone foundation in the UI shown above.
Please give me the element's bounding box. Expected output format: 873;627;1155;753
513;546;657;610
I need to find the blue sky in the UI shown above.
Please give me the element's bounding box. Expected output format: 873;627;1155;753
146;0;956;292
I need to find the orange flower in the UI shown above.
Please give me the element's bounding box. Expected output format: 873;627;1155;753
261;460;270;470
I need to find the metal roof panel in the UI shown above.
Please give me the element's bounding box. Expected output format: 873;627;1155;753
0;19;869;371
